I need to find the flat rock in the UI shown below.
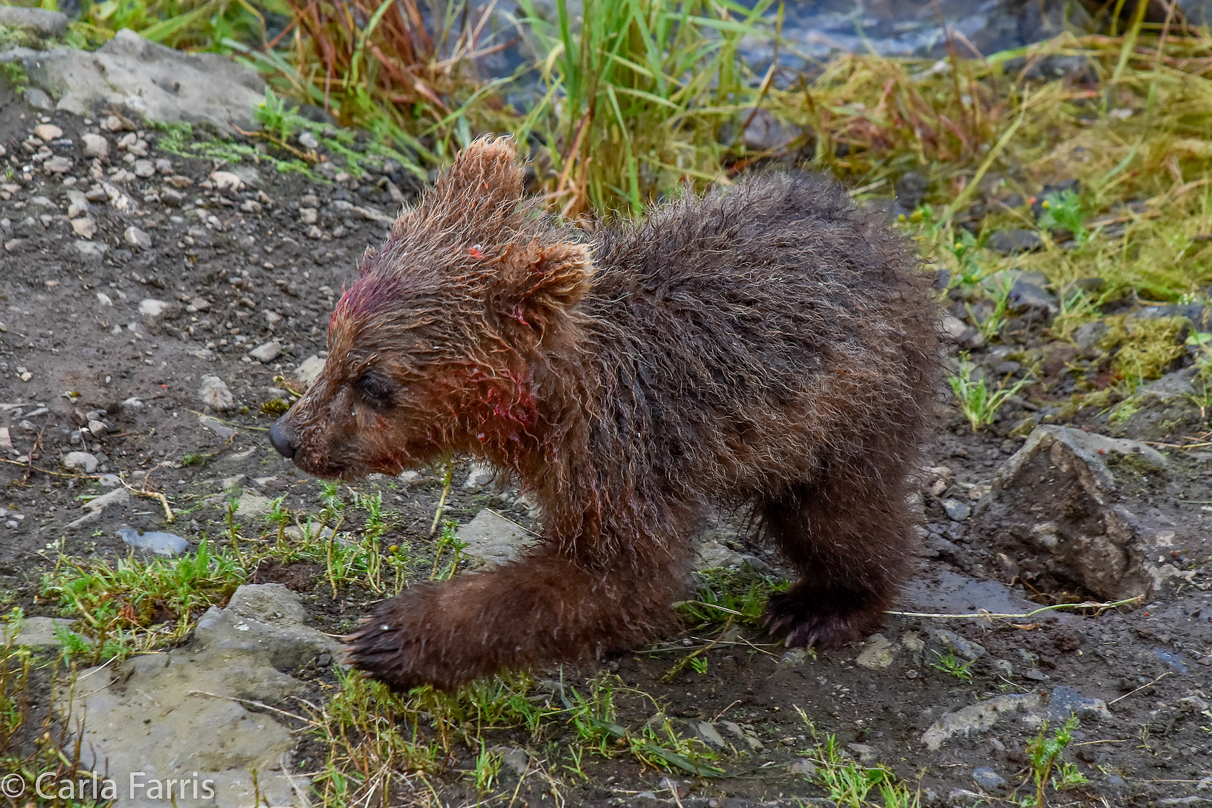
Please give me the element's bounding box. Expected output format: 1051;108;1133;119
855;633;898;669
60;584;334;808
0;6;68;37
294;355;325;387
986;229;1043;254
248;341;281;363
458;509;536;569
124;226;152;249
199;375;236;412
978;426;1174;601
82;132;110;159
5;29;265;133
70;217;96;238
138;298;171;318
117;527;189;557
34;123;64;140
1;616;80;648
62;451;99;473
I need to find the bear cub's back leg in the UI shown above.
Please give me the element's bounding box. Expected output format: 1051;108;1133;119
759;461;914;648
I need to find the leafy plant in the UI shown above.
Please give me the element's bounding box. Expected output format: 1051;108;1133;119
949;355;1034;431
1038;189;1089;247
1023;715;1082;806
929;649;975;682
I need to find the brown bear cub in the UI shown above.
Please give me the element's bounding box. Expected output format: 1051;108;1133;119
269;137;939;692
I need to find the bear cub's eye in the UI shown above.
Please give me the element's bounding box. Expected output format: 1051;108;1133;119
355;371;395;408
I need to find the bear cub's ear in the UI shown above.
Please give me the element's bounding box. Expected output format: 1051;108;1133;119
431;136;524;212
496;240;594;331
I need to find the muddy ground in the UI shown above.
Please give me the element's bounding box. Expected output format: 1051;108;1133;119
1;82;1210;808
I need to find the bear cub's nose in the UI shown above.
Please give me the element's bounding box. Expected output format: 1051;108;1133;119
269;420;296;459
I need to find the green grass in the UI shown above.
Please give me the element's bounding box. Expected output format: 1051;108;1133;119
949;355;1035;431
797;708;921;808
40;538;246;656
514;0;776;217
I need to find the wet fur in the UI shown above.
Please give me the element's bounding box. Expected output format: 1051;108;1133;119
271;138;940;691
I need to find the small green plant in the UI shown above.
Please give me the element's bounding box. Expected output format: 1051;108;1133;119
0;61;30;91
929;649;975;682
430;521;467;581
1037;189;1089;247
946;228;983;288
473;743;502;793
949;355;1034;431
41;539;247;655
1023;715;1082;806
678;566;784;628
804;728;920;808
966;274;1015;340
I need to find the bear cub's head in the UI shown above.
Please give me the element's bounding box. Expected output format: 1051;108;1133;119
269;137;593;480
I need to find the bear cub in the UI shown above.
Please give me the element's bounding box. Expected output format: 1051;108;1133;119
269;137;939;691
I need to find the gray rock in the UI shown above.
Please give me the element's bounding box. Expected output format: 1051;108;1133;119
979;425;1173;601
1110;367;1203;440
24;87;53;110
847;743;879;764
4;29;265;133
894;171;929;210
74;239;108;260
693;721;728;750
132;159;156;178
1005;54;1094;83
929;628;986;661
923;691;1044;750
856;633;898;669
0;6;69;38
1136;366;1198;402
248;341;281;363
138;298;171;318
117;527;189;557
694;539;749;571
199;375;236;412
941;499;970;521
226;583;309;625
124;225;152;249
490;745;530;778
70;217;96;239
941;313;984;350
59;584;333;808
463;461;495;488
458;509;536;568
986;229;1043;254
722;721;764;752
1047;685;1111;722
62;451;99;473
741;108;800;151
294;354;325;387
1007;277;1058;317
82;132;110;159
1;616;80;648
1072;321;1109;350
788;758;818;778
44;155;72;173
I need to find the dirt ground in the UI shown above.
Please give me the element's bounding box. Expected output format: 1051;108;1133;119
1;82;1210;808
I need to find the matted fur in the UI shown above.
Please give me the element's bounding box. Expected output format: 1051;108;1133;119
269;137;941;691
